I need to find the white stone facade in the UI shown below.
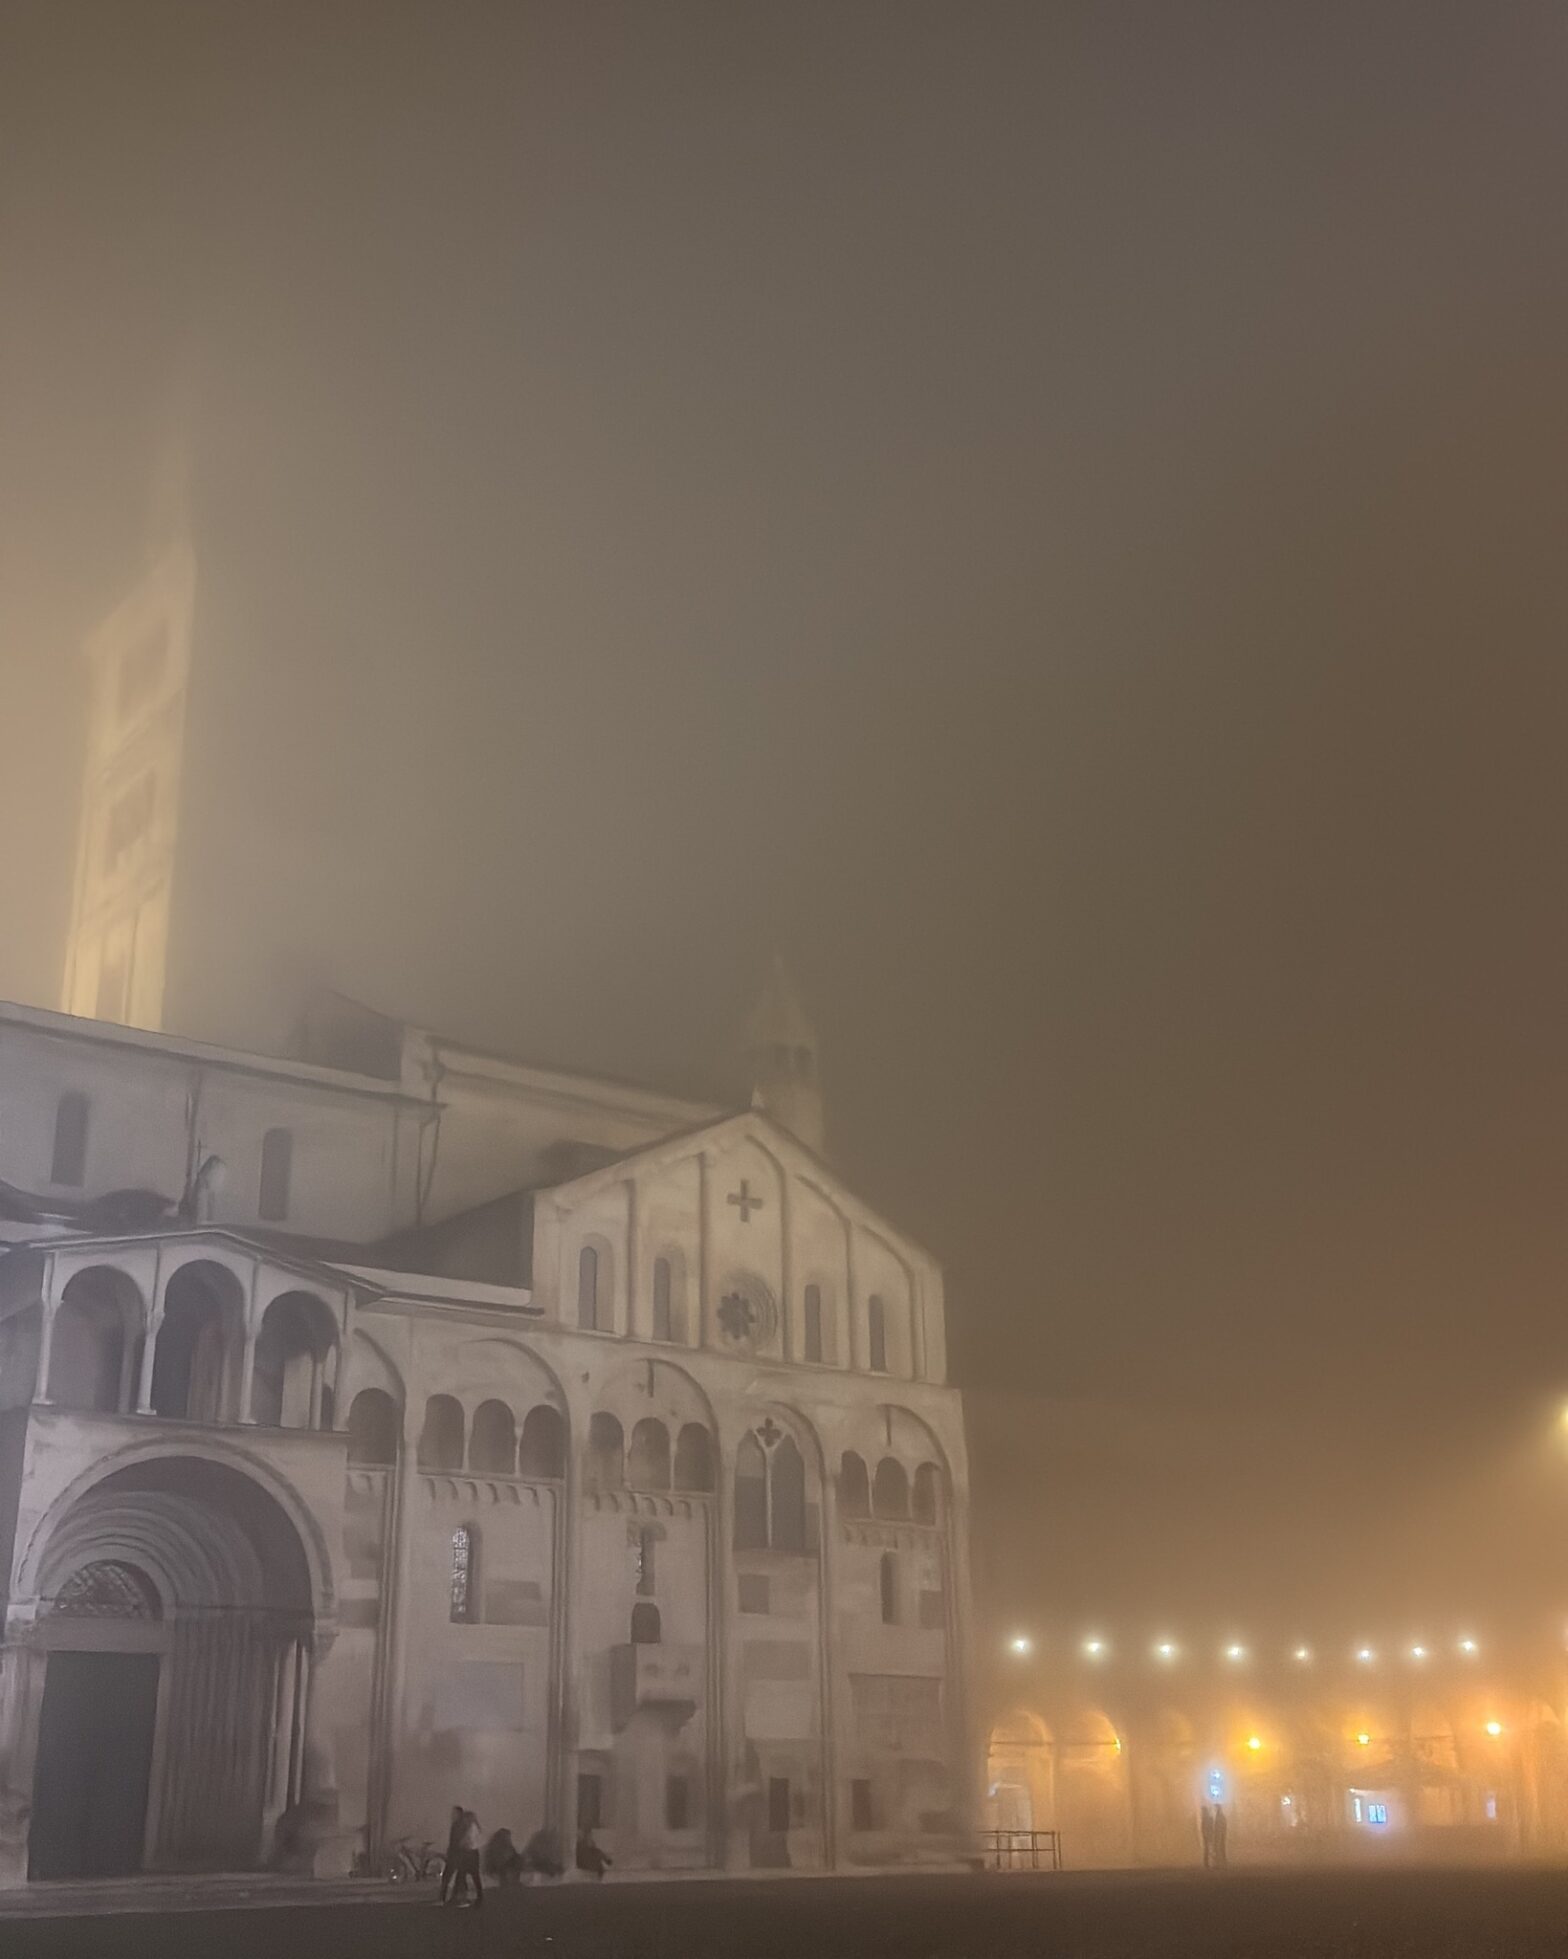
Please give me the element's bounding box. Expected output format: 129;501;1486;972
0;997;971;1882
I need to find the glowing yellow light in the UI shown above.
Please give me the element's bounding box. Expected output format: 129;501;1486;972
1293;1645;1311;1663
1485;1720;1503;1738
1459;1638;1479;1656
1246;1735;1263;1752
1083;1637;1106;1659
1224;1644;1246;1662
1155;1641;1177;1661
1409;1645;1427;1661
1356;1647;1375;1664
1356;1733;1371;1747
1008;1635;1034;1656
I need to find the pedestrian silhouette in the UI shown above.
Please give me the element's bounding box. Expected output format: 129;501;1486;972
443;1807;484;1907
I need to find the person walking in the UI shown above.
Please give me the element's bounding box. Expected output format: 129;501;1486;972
1211;1801;1229;1871
444;1808;485;1907
1198;1803;1214;1869
438;1805;465;1904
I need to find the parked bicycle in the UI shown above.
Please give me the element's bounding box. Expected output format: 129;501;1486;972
387;1836;446;1884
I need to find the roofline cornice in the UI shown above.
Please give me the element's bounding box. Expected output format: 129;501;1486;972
0;1000;424;1108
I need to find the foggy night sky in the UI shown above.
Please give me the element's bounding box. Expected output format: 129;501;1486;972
4;1;1568;1647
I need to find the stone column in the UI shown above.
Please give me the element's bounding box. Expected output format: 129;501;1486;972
137;1252;167;1414
260;1637;301;1844
0;1641;45;1887
237;1329;258;1425
32;1297;56;1407
280;1635;357;1876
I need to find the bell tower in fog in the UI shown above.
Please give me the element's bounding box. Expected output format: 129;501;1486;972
59;432;197;1034
745;956;826;1156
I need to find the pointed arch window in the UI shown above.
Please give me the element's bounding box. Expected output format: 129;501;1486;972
733;1425;809;1553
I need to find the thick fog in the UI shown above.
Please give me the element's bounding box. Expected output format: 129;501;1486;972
4;1;1568;1647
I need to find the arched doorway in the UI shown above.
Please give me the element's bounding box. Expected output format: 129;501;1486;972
1056;1708;1132;1867
1140;1709;1199;1863
985;1710;1055;1836
26;1454;318;1878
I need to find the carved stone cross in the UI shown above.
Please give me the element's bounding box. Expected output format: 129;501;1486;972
727;1179;763;1223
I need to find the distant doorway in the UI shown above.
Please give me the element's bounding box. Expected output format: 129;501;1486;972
29;1651;160;1878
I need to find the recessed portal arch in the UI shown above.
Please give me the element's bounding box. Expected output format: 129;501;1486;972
22;1449;321;1879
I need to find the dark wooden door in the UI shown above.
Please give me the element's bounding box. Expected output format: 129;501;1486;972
29;1650;159;1878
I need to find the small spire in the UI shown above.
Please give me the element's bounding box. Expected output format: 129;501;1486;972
743;957;825;1155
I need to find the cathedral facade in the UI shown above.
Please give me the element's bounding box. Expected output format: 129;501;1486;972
0;441;971;1887
0;984;971;1884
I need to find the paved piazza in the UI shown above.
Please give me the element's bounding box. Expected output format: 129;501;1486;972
5;1869;1568;1958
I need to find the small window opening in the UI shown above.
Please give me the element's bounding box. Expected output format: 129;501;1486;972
450;1523;478;1623
803;1283;823;1362
51;1092;89;1187
258;1127;293;1222
868;1294;887;1373
652;1257;673;1341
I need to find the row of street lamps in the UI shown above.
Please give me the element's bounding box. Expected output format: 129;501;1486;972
1005;1633;1484;1665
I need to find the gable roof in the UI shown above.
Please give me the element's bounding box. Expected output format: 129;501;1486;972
533;1107;938;1274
